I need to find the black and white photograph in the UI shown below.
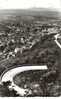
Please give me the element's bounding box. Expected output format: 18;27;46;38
0;0;61;97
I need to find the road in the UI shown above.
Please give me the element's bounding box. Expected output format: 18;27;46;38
1;65;48;96
54;34;61;48
1;33;61;96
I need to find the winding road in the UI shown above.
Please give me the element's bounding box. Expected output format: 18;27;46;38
1;65;48;96
0;33;61;96
54;34;61;48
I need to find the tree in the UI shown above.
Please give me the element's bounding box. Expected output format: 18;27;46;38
0;81;20;97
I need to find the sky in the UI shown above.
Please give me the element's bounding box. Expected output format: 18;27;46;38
0;0;61;11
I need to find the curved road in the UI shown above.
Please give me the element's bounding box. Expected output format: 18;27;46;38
1;33;61;96
54;34;61;48
1;65;48;96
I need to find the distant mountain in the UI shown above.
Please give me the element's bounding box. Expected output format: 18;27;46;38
0;8;60;19
28;7;57;11
28;8;60;18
